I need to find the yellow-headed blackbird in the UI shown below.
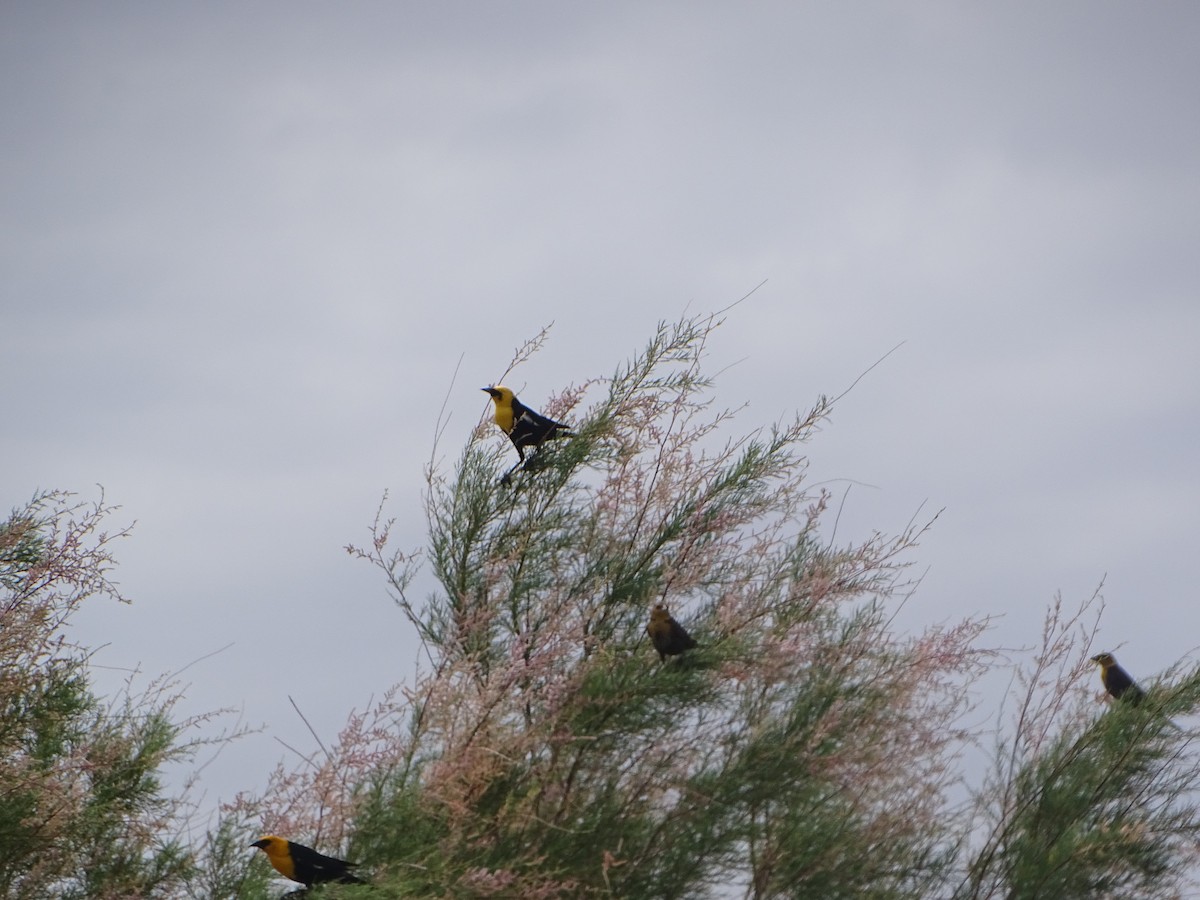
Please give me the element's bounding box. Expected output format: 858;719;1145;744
647;603;698;662
482;385;572;483
251;835;363;887
1091;652;1145;703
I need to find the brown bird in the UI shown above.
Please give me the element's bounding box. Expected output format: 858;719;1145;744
647;603;698;662
250;835;363;888
1091;652;1145;703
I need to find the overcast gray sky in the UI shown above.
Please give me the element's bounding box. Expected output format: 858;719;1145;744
3;2;1198;820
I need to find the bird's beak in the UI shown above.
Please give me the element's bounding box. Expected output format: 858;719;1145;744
1089;654;1103;664
482;386;500;398
250;839;269;849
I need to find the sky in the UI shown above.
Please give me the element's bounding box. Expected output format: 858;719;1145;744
3;1;1199;828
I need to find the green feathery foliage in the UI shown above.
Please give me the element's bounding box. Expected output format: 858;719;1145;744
0;492;199;900
230;312;1200;898
347;312;981;898
962;663;1200;900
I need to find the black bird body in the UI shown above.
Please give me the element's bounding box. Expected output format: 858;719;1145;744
483;385;572;483
251;835;363;887
647;604;698;661
483;385;572;460
1091;652;1145;703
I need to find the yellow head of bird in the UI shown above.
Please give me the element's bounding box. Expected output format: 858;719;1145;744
250;835;297;881
482;385;516;432
482;385;514;404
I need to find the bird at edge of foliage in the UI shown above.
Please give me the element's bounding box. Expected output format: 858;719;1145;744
482;385;573;485
250;835;364;888
1091;652;1145;704
647;603;698;662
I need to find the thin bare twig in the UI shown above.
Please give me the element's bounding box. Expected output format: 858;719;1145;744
830;340;906;406
288;695;332;763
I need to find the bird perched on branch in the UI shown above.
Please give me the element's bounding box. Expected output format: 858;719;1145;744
1091;652;1145;703
647;603;698;662
251;835;363;888
482;385;573;484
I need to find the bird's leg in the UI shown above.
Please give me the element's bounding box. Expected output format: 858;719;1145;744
500;459;524;486
521;446;550;474
499;446;529;486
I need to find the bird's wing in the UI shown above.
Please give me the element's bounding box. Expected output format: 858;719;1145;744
1106;666;1136;696
287;842;355;884
508;400;568;445
670;620;697;650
